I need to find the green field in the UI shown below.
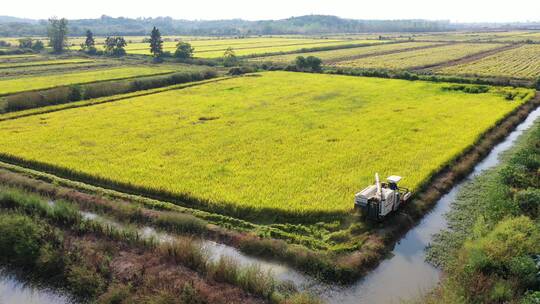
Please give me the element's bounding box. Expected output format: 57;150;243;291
437;44;540;79
333;43;503;69
0;66;177;95
249;42;440;64
0;58;94;69
0;72;531;217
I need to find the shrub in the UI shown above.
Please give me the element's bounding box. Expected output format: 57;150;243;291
67;264;107;298
32;40;45;51
209;256;239;283
0;213;44;268
36;243;65;276
237;265;275;299
515;188;540;218
97;284;131;304
68;85;84;101
179;282;206;304
174;42;194;59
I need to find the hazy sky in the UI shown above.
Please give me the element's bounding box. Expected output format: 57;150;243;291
5;0;540;23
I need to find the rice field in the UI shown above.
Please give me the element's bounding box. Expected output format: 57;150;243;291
0;66;177;95
0;58;94;69
333;43;504;69
0;71;531;216
437;44;540;79
249;42;440;64
126;37;387;57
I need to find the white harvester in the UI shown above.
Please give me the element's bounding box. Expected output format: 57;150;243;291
355;173;412;220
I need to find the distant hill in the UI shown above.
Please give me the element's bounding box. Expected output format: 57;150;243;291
0;16;38;23
0;15;452;37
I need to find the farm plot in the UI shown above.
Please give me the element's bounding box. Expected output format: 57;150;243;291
333;43;504;70
0;66;177;95
249;42;441;64
0;72;531;217
127;38;386;57
437;44;540;79
0;58;94;69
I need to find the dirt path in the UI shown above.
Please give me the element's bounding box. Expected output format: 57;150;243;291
411;43;521;72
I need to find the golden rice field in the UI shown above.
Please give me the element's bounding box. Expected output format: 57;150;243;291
0;66;177;95
437;44;540;79
249;42;440;64
333;43;503;69
0;71;531;216
126;37;386;57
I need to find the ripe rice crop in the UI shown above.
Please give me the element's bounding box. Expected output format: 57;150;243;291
0;66;177;95
334;43;503;70
249;42;440;64
436;44;540;79
0;72;531;217
126;37;387;58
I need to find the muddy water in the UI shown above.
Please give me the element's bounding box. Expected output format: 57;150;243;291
0;270;73;304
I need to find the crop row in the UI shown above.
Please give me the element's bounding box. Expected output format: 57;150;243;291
332;43;503;70
0;65;183;96
249;42;440;64
437;44;540;79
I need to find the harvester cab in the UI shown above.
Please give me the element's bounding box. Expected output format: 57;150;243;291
355;173;412;220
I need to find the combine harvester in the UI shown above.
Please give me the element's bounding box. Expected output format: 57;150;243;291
355;173;412;220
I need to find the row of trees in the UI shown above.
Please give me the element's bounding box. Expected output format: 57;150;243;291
45;21;240;66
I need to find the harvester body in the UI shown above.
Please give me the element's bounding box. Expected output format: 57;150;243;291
355;174;411;220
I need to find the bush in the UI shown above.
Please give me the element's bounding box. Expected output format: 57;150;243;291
515;188;540;218
67;264;107;298
97;284;131;304
0;213;44;268
179;282;206;304
68;85;84;102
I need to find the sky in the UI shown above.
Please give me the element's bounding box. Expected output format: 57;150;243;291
4;0;540;23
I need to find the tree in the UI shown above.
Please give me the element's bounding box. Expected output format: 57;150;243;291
295;56;322;72
223;47;238;67
174;41;194;59
84;30;95;49
81;30;97;54
104;36;127;56
305;56;322;72
149;26;163;58
536;77;540;90
32;40;44;51
18;38;33;49
47;17;68;53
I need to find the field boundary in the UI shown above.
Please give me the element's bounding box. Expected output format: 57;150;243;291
0;76;233;122
0;68;178;97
